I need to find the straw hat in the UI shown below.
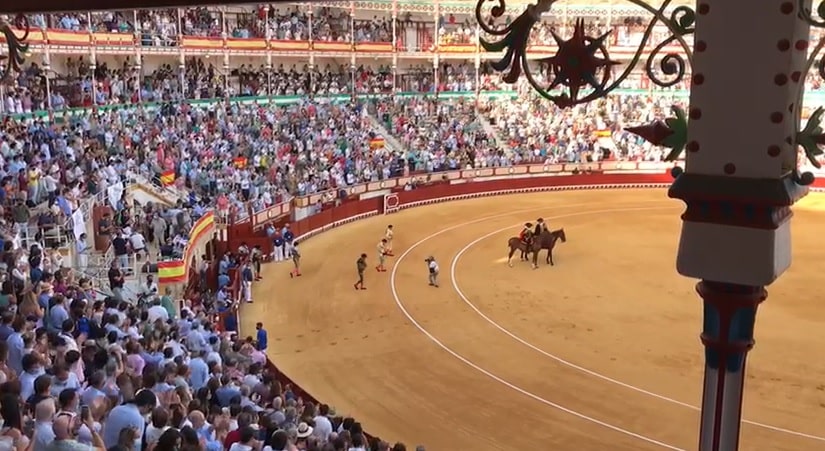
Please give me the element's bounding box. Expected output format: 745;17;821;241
296;422;313;439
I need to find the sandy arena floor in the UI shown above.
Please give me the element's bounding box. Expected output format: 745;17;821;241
241;189;825;451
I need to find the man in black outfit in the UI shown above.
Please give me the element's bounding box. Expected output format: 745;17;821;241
108;261;124;302
534;218;548;237
112;232;130;273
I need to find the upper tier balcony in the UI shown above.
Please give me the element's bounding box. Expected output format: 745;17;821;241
0;2;707;60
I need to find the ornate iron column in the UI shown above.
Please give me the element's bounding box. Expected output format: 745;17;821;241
475;0;825;449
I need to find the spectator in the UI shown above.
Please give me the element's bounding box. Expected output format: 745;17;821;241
102;389;157;451
255;322;267;352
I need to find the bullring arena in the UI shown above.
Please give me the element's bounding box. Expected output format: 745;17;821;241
240;172;825;451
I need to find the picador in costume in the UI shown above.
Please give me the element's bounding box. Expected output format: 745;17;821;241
520;222;534;246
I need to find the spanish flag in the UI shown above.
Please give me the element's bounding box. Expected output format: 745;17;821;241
158;260;186;283
188;212;215;246
234;157;248;169
594;129;612;138
160;170;176;186
370;137;386;149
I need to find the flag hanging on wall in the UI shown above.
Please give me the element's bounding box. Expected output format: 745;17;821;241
158;260;186;283
160;170;176;186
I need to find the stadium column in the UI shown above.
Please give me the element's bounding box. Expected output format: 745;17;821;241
178;54;186;100
392;0;398;90
668;1;811;450
391;0;398;50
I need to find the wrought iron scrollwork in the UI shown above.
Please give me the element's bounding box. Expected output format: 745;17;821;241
475;0;694;108
790;1;825;184
0;14;30;81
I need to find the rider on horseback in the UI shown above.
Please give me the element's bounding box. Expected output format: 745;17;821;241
534;218;548;237
520;222;534;246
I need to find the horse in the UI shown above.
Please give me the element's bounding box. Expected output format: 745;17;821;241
507;235;542;269
535;228;567;266
506;228;567;269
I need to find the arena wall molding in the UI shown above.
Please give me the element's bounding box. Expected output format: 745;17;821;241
228;167;825;442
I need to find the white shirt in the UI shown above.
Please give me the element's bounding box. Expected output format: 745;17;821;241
145;425;170;447
147;305;169;323
129;233;146;250
429;260;439;273
205;350;222;366
43;174;58;192
229;442;254;451
242;374;261;388
312;415;333;442
58;332;79;352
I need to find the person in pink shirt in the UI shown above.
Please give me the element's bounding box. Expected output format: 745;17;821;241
164;155;175;172
124;341;146;377
239;338;266;365
216;194;230;220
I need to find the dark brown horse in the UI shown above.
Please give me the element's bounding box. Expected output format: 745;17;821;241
535;228;567;266
507;229;567;269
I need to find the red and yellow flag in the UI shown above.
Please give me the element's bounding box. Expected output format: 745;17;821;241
369;137;386;149
158;261;186;283
160;170;176;186
234;157;248;169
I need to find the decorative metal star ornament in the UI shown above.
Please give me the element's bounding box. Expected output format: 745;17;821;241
797;106;825;169
539;19;619;105
476;0;695;109
625;105;688;162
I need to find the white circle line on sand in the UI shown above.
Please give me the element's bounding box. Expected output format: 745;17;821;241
448;207;825;442
390;204;685;450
